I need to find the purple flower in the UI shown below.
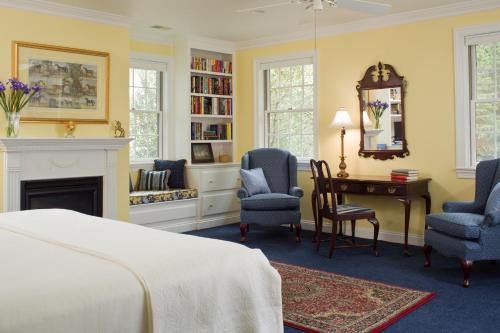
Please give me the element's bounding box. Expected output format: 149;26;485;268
0;82;5;92
31;85;42;93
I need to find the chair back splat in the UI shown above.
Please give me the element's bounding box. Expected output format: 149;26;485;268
310;159;337;219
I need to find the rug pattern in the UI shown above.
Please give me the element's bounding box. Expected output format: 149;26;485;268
272;262;435;333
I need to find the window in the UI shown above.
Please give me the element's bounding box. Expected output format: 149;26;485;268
454;24;500;177
129;60;167;162
255;53;317;164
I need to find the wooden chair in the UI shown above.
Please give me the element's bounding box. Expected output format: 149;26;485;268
310;159;380;258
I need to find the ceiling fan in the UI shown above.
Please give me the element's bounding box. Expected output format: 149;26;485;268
236;0;392;15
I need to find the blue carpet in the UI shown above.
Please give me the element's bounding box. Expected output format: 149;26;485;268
188;224;500;332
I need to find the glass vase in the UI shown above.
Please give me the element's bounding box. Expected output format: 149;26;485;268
6;112;21;138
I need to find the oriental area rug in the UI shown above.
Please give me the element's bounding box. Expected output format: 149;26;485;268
271;262;435;333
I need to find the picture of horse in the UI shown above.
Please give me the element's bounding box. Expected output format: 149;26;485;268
28;59;97;110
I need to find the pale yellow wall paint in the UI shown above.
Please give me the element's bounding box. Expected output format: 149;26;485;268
236;10;500;236
130;40;174;56
0;7;130;220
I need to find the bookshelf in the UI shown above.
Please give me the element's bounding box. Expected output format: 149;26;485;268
189;48;234;163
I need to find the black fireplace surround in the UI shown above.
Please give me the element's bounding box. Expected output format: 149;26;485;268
20;177;103;217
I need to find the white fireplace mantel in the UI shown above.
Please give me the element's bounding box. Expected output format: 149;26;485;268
0;138;132;219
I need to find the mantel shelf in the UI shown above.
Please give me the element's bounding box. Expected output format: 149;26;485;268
0;137;133;152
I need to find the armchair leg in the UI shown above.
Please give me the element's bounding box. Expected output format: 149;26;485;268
460;260;473;288
328;221;338;259
294;224;302;242
240;223;248;243
424;245;432;268
368;218;380;257
289;224;293;232
351;220;356;244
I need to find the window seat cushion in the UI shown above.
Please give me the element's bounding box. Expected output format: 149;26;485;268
130;188;198;206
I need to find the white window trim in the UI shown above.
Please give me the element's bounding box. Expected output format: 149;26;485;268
129;52;174;168
454;22;500;179
253;50;319;170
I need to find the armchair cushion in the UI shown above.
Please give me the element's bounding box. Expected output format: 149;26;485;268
426;213;484;239
289;186;304;198
240;168;271;196
484;182;500;226
241;193;300;211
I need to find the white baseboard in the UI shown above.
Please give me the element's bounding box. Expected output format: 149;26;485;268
301;219;424;247
197;214;240;230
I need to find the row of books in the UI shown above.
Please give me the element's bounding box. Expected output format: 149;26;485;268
191;76;232;96
191;96;232;116
191;122;232;141
191;56;232;74
391;169;418;182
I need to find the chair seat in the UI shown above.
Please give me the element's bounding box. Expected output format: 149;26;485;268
241;193;300;211
426;213;484;239
330;204;374;220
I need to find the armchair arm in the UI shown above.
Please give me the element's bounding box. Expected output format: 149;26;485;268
289;186;304;198
442;201;482;214
484;211;500;227
237;187;250;199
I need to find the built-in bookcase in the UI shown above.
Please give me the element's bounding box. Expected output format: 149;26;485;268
189;48;234;162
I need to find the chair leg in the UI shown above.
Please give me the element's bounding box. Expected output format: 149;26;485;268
351;220;356;244
460;260;473;288
328;221;338;259
315;216;323;252
289;224;293;232
424;245;432;267
294;224;302;242
240;223;248;243
368;218;380;257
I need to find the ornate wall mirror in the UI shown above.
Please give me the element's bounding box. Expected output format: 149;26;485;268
357;62;409;160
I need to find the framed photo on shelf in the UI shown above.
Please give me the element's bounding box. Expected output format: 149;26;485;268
12;41;110;123
191;143;214;163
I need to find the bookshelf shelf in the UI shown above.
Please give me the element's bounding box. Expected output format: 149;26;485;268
191;140;232;143
191;93;232;99
190;69;232;77
191;114;232;119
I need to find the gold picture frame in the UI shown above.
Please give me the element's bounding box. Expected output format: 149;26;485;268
12;41;110;124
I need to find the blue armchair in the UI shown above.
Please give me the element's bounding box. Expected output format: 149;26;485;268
237;148;303;242
424;158;500;287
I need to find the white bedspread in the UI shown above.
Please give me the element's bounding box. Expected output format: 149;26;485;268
0;209;283;333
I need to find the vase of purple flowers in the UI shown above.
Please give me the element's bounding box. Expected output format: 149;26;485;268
0;78;41;137
367;100;389;129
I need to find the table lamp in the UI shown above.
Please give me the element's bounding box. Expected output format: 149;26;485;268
329;108;353;178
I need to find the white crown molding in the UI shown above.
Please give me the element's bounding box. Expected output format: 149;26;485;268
0;0;130;27
237;0;500;50
130;32;174;47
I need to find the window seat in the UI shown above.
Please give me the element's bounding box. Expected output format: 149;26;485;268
129;188;198;206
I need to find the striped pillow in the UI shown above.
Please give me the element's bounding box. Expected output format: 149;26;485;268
137;169;171;191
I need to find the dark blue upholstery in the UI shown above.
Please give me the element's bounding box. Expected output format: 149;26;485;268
238;148;303;228
154;159;187;189
425;158;500;266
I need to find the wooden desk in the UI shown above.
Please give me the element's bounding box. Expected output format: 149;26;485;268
311;175;431;256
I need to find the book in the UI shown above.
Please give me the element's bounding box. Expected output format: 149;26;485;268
391;175;418;182
391;169;418;175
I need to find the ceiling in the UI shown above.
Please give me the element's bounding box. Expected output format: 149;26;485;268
26;0;492;42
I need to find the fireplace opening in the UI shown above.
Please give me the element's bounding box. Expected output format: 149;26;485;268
20;177;103;217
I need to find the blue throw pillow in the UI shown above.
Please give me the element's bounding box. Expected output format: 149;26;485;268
240;168;271;196
137;169;171;191
485;182;500;226
154;159;187;189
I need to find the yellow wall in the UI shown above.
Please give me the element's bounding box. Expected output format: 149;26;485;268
0;7;130;220
130;40;174;57
236;10;500;236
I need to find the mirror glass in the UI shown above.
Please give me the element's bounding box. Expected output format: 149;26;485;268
361;87;402;151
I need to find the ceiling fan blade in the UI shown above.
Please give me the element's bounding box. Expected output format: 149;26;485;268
235;1;293;13
335;0;391;15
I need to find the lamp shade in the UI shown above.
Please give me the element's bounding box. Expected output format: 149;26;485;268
330;108;353;128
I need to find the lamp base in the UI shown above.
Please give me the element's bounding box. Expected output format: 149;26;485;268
337;156;349;178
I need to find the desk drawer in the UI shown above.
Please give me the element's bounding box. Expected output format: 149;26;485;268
364;184;406;196
201;168;240;192
334;182;363;193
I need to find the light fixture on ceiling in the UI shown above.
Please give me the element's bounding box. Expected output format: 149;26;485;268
150;25;171;31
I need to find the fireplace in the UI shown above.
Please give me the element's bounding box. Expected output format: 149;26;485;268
21;177;103;217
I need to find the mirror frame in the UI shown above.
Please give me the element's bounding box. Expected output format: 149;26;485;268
357;62;409;160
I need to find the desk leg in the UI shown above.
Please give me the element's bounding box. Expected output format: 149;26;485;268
422;193;431;230
397;197;412;257
311;190;318;242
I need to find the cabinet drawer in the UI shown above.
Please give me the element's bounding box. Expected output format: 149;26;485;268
201;168;240;192
201;192;240;216
364;184;406;196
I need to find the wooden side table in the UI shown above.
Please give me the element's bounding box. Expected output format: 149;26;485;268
311;175;431;256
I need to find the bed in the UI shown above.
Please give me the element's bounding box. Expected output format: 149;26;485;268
0;209;283;333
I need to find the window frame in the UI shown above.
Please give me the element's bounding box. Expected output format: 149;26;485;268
254;51;319;169
454;22;500;178
129;53;173;167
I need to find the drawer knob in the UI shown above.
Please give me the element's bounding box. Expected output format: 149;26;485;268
208;180;214;184
208;204;214;208
340;184;348;191
388;186;397;194
366;185;375;193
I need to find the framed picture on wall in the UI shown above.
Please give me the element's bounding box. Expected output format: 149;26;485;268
191;143;214;163
12;41;110;123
